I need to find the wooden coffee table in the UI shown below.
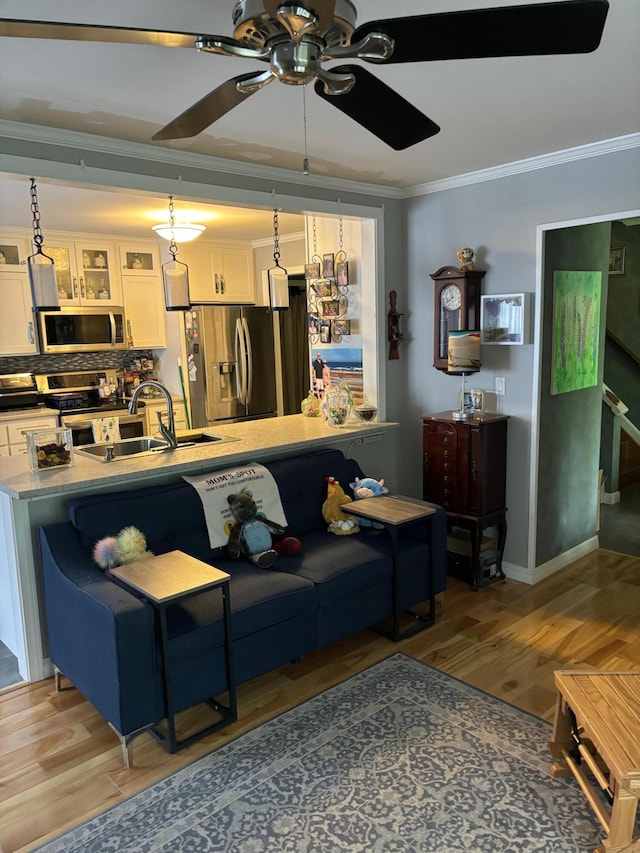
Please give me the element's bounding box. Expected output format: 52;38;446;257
549;670;640;853
112;550;236;755
342;494;437;641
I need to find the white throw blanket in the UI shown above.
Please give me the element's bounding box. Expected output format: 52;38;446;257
183;463;288;549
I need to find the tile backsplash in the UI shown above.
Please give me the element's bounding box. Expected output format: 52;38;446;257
0;350;153;376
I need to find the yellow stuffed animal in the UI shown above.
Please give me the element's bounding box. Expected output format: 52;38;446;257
322;476;359;535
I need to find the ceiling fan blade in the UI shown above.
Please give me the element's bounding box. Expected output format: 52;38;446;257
352;0;609;63
0;18;224;48
313;65;439;151
152;72;269;141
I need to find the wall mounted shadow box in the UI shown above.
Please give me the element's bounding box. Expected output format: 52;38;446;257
480;293;532;345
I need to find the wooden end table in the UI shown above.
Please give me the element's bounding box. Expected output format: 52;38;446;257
549;670;640;853
342;494;437;642
112;550;237;754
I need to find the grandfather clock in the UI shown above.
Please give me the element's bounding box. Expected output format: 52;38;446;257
430;266;485;370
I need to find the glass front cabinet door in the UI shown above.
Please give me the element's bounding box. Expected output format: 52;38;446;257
40;240;120;305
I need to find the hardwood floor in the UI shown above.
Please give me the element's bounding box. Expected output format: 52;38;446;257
1;548;639;853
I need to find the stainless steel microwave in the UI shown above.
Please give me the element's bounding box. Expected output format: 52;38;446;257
37;307;127;353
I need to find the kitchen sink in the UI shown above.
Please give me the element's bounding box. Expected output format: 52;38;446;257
76;433;237;461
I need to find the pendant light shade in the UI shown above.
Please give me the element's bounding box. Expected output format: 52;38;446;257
152;222;205;243
162;257;191;311
27;177;59;310
268;267;289;310
152;194;205;243
268;208;289;311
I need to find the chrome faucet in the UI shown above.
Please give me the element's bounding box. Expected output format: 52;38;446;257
128;381;178;449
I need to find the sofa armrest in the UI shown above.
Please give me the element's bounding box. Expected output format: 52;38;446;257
39;523;163;736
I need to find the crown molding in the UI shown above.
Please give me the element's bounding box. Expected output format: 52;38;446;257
0;120;403;200
2;121;638;203
403;133;640;197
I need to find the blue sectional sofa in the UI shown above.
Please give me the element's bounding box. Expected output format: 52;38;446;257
39;448;446;752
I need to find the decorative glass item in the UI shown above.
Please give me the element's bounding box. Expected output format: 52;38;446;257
324;383;351;427
27;428;73;472
354;397;378;422
301;390;320;417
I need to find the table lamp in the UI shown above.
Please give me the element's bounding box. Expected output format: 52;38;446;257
447;330;481;420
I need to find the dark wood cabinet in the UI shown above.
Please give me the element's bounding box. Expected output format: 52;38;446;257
421;412;508;589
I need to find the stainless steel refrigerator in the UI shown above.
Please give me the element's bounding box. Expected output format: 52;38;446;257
186;305;277;427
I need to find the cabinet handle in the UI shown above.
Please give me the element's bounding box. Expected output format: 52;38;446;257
27;321;34;344
80;277;86;298
220;275;225;294
214;273;220;294
72;277;78;297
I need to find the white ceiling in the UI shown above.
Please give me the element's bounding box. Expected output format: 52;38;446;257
0;0;639;239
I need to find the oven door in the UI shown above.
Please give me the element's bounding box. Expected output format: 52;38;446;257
61;412;146;446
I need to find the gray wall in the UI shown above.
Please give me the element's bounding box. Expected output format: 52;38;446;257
536;223;610;564
401;147;640;576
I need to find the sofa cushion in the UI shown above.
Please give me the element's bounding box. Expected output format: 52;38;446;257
276;529;391;607
263;449;364;536
165;559;316;664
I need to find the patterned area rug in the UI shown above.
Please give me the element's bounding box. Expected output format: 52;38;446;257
37;654;604;852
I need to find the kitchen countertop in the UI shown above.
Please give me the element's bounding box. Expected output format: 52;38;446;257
0;406;60;421
0;415;398;500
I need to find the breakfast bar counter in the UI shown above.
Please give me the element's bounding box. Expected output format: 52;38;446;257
0;415;398;683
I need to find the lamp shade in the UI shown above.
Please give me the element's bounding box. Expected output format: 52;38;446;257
447;330;481;374
269;267;289;310
162;258;191;311
152;223;205;243
28;255;59;310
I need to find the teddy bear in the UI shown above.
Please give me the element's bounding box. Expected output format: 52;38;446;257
227;489;299;568
92;525;154;576
349;476;389;529
456;247;476;271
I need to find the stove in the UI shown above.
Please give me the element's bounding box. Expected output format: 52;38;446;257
34;370;146;445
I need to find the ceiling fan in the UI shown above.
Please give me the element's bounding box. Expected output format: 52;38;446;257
0;0;609;151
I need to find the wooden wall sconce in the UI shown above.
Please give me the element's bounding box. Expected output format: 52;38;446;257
387;290;405;360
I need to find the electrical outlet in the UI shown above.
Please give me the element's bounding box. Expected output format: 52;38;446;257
495;376;506;396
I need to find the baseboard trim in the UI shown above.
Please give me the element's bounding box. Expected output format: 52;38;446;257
502;561;532;585
532;537;600;585
602;490;621;505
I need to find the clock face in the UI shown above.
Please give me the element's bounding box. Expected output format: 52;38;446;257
441;284;462;311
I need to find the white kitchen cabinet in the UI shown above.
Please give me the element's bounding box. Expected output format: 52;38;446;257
119;245;167;349
0;411;59;456
41;238;121;305
182;243;254;304
143;397;187;437
0;236;38;355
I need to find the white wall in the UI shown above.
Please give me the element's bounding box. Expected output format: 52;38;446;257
400;146;640;579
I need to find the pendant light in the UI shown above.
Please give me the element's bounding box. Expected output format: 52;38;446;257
160;198;191;311
268;208;289;310
152;194;205;243
27;177;59;310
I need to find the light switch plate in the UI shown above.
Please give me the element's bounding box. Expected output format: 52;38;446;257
495;377;506;396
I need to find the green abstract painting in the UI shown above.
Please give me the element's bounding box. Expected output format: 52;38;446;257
551;270;601;395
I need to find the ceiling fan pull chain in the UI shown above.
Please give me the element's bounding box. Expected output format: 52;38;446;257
302;85;310;175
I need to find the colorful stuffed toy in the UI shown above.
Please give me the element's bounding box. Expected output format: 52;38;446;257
227;489;299;568
349;476;389;528
92;525;154;575
322;476;359;535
